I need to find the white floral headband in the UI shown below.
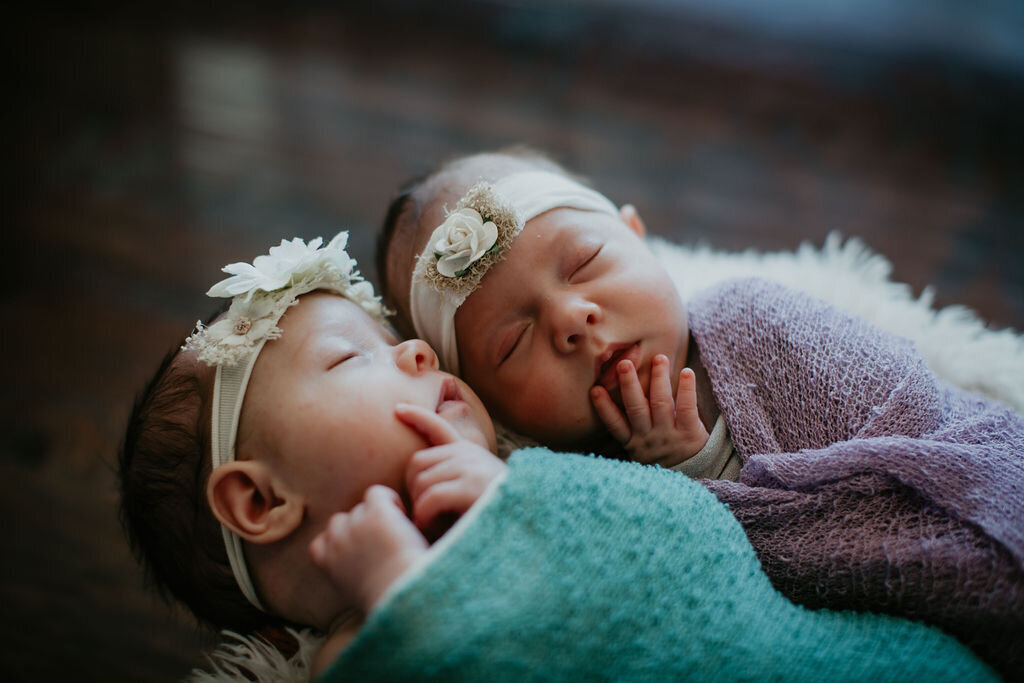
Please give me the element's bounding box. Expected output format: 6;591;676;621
183;232;386;611
410;170;619;373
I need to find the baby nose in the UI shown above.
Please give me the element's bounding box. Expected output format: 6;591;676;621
552;296;600;354
395;339;439;374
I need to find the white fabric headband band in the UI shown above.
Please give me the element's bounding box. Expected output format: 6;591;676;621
184;233;387;611
210;352;266;610
409;170;619;373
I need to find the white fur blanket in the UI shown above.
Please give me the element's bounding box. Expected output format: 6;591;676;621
652;233;1023;413
189;233;1024;682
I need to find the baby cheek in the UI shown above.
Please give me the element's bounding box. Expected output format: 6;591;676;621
516;377;589;428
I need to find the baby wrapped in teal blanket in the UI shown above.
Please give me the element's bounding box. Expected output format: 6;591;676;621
322;449;992;682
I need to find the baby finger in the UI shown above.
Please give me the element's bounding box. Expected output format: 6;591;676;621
649;354;676;427
591;385;632;443
618;360;652;433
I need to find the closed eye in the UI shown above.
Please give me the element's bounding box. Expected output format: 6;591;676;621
498;324;528;366
328;352;357;370
569;245;602;282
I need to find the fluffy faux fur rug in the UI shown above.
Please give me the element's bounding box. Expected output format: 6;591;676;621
188;233;1024;682
651;233;1023;413
187;628;323;683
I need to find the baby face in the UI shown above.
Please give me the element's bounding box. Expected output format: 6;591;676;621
454;207;689;450
239;293;496;519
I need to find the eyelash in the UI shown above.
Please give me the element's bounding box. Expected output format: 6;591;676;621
499;325;527;365
328;352;357;370
497;245;601;366
570;245;602;281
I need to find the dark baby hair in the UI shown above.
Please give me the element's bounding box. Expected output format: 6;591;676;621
118;310;280;633
375;144;571;335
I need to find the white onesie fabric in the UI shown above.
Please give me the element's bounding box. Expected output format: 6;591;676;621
670;415;741;481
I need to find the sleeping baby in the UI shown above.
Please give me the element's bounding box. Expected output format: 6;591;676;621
121;233;997;681
378;146;1024;678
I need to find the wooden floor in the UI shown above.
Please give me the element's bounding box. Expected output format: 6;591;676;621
3;4;1022;680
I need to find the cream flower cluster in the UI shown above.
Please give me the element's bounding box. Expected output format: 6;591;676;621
432;208;499;278
207;234;354;298
184;232;386;367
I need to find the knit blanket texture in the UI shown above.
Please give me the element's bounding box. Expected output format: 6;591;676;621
321;449;992;682
693;278;1024;680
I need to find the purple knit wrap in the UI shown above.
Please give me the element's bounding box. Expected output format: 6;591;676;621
693;279;1024;680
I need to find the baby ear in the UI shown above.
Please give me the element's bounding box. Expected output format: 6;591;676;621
619;204;647;238
206;461;304;544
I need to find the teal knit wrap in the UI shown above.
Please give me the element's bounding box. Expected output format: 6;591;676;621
322;449;993;682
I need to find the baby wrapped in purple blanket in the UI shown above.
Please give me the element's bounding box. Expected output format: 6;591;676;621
693;278;1024;680
383;152;1021;677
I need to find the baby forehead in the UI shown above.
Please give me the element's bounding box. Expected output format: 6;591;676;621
284;293;397;346
518;209;619;252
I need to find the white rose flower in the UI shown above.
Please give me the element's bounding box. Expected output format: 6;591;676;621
433;208;498;278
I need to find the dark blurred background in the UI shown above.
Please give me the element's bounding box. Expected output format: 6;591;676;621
3;1;1022;680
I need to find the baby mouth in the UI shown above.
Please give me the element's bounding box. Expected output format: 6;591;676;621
436;378;466;415
595;342;641;392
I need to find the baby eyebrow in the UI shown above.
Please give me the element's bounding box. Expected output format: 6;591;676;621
308;326;368;358
313;340;355;365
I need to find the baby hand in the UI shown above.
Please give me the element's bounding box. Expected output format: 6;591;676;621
309;485;428;614
590;354;709;468
396;403;507;541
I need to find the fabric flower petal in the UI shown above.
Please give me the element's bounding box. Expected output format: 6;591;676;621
325;232;349;251
431;208;500;279
188;230;387;367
